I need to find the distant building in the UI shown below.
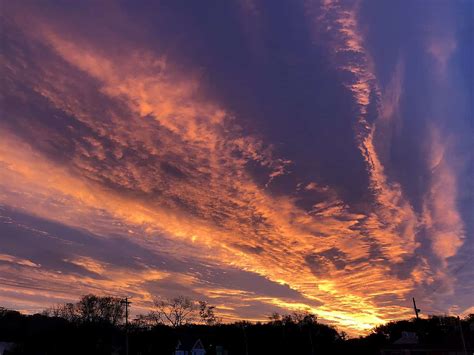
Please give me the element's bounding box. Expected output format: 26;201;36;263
381;346;471;355
381;331;472;355
175;338;206;355
393;331;419;345
215;345;229;355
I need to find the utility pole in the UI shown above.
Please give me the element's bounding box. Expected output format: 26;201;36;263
241;323;249;355
121;297;132;355
308;327;315;355
412;297;420;319
457;316;467;355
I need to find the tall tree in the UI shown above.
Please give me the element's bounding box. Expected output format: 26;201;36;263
199;301;219;325
154;296;197;327
43;294;125;326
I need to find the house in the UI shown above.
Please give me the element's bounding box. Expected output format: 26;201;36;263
175;338;206;355
0;342;16;355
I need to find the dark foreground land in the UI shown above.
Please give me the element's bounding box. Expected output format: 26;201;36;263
1;301;473;355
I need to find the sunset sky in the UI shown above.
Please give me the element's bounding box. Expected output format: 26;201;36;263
1;0;473;334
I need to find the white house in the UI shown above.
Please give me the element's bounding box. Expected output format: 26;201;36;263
0;342;16;355
175;338;206;355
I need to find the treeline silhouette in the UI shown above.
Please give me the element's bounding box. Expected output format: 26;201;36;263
1;294;473;354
